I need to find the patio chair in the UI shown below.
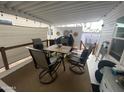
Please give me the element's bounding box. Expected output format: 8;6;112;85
68;48;91;74
32;38;54;57
27;47;61;84
55;36;69;46
49;39;55;46
32;38;44;50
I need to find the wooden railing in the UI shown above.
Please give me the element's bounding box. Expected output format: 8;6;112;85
0;40;49;70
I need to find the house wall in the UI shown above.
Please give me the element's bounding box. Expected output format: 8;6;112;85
0;24;48;68
100;2;124;43
98;2;124;63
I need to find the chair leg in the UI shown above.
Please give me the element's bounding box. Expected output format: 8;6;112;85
69;64;85;74
71;64;76;68
38;59;61;84
54;62;61;73
79;66;85;73
39;70;57;84
60;54;66;71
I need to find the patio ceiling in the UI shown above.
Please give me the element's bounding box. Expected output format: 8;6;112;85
0;1;121;25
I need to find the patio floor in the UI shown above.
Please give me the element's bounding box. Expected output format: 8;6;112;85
2;60;92;92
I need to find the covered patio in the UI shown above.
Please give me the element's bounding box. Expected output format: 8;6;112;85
0;1;123;92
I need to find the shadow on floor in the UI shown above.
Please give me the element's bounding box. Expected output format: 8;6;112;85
91;83;100;92
0;87;5;92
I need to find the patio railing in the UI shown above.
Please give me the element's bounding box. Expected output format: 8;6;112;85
0;39;49;70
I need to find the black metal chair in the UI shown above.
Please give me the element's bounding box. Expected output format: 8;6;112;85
68;48;91;74
27;47;61;84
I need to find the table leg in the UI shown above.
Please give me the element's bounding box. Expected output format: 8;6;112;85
61;54;65;71
62;59;65;71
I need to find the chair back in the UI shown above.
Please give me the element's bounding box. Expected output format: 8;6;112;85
32;38;44;50
49;39;55;46
55;36;69;46
88;46;93;56
68;34;74;47
80;49;89;64
27;47;49;69
55;37;61;44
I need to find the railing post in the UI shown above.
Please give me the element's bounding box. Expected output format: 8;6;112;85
0;47;9;70
47;39;49;47
80;41;82;50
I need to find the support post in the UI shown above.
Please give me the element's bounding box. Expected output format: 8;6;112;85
47;39;49;47
0;47;9;70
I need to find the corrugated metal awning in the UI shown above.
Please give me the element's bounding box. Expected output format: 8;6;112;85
0;1;121;25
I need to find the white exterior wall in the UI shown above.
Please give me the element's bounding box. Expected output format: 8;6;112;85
100;2;124;43
96;2;124;56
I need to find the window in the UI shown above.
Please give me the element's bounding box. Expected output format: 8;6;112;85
109;16;124;61
110;38;124;61
116;23;124;38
